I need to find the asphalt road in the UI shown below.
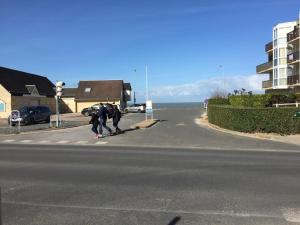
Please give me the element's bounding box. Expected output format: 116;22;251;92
0;107;299;150
1;144;300;225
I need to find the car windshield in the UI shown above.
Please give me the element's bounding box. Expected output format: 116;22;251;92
19;107;29;115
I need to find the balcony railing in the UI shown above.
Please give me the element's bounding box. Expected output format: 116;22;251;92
262;80;273;89
265;41;273;52
287;51;299;63
287;75;300;85
287;28;299;42
256;61;273;73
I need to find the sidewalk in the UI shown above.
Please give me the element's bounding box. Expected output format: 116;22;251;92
0;113;89;134
196;113;300;146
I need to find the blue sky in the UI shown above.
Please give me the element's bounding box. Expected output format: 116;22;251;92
0;0;299;102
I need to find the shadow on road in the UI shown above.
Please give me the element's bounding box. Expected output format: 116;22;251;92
167;216;181;225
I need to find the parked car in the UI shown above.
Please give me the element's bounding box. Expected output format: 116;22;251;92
124;104;146;113
8;106;51;126
81;103;114;117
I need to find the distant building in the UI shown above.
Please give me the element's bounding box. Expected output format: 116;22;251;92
0;66;56;118
256;15;300;94
61;80;131;113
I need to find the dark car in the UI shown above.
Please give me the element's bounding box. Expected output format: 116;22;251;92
81;103;114;117
8;106;51;126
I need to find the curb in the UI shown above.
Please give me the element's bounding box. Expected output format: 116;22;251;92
131;119;159;129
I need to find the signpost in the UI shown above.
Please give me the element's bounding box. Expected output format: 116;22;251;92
55;81;65;128
146;100;153;121
10;110;21;133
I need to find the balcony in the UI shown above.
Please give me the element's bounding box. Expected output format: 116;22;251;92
287;28;299;43
287;51;299;64
287;75;300;85
256;61;273;74
262;80;273;89
265;41;273;52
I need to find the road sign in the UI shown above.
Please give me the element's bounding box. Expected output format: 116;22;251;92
146;100;153;120
10;110;21;133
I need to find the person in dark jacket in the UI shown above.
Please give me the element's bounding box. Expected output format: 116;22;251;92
112;105;122;134
89;112;100;138
97;103;113;138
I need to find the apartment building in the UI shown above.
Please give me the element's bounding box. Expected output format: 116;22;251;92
256;15;300;94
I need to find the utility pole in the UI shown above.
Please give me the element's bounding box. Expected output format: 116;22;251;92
146;65;148;101
55;81;65;128
219;65;225;91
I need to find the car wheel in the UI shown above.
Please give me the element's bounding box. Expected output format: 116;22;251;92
84;111;89;117
29;118;35;125
138;109;141;113
124;109;128;113
45;116;50;123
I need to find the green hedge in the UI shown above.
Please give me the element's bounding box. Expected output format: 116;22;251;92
208;105;300;135
208;98;230;105
229;94;272;107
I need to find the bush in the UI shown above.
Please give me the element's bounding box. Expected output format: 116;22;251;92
208;98;230;105
270;94;297;105
208;105;300;135
229;94;272;107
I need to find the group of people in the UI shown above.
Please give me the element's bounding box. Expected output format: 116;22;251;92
89;103;122;139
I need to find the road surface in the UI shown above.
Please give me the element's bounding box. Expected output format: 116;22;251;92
1;144;300;225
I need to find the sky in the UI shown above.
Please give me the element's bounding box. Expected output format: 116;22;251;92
0;0;299;102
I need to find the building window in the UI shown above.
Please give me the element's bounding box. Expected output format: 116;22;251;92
0;100;6;112
279;48;286;57
279;58;287;65
279;68;286;77
274;69;278;79
274;50;278;59
277;37;286;45
85;88;91;93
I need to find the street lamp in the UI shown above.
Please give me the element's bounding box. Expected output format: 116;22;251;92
219;65;225;91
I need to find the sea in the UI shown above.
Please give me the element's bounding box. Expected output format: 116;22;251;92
153;102;203;110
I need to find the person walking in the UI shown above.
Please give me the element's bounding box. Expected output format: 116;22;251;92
97;103;113;138
89;111;100;138
112;105;122;134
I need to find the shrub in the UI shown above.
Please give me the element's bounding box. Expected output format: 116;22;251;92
270;94;297;105
208;98;230;105
208;105;300;135
229;94;272;107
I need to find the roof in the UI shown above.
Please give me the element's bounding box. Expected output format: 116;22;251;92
62;88;77;97
75;80;124;101
124;83;132;91
0;66;55;97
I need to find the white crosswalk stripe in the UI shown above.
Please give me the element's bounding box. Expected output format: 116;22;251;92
20;140;32;143
76;141;88;144
95;141;107;145
38;140;50;144
2;139;15;143
0;139;108;146
56;140;70;144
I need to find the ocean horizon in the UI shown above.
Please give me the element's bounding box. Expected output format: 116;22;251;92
153;102;203;109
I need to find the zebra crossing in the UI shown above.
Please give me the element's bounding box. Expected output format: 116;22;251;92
0;139;107;145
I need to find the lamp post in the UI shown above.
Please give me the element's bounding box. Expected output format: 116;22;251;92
145;65;149;102
219;65;225;91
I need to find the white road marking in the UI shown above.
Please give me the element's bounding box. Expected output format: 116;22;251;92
2;139;15;143
76;141;88;144
20;140;32;143
176;123;185;126
38;140;50;144
281;208;300;222
95;141;107;145
56;140;69;144
3;201;282;219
